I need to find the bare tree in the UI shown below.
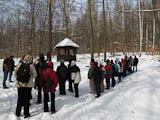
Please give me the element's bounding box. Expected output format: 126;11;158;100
102;0;107;61
88;0;94;59
48;0;53;61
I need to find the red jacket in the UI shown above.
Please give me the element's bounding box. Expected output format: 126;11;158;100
40;63;58;93
121;59;125;70
105;63;112;78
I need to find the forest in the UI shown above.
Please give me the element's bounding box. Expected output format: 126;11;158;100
0;0;160;60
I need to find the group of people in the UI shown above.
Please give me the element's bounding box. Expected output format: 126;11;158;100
88;55;139;98
2;54;81;118
2;53;138;118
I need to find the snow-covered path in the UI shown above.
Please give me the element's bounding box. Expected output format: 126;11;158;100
0;55;160;120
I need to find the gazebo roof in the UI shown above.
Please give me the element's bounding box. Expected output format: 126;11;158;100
54;38;79;48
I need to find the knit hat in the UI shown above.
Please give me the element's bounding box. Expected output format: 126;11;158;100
93;62;98;66
23;55;32;63
22;54;26;60
71;61;76;67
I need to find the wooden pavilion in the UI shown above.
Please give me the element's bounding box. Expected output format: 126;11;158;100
54;38;79;61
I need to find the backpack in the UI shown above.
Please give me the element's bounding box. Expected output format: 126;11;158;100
108;68;112;76
17;63;30;83
100;68;106;79
43;75;53;90
112;64;116;72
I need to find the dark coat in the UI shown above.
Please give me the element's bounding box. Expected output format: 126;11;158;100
57;64;68;81
3;58;11;72
40;63;58;93
10;58;15;71
35;62;46;87
70;65;80;73
92;63;102;97
67;63;72;80
88;64;95;80
93;66;102;85
134;58;138;66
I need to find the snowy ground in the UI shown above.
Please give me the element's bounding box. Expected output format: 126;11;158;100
0;54;160;120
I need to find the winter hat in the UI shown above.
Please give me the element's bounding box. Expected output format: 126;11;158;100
22;54;26;60
23;55;32;64
71;61;76;67
93;62;98;67
47;61;53;68
91;59;95;63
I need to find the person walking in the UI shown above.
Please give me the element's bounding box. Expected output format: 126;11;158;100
56;60;68;95
93;62;102;98
88;59;95;94
111;60;117;87
99;61;105;92
127;57;133;75
3;54;12;89
15;55;37;118
9;55;15;82
67;60;73;92
133;56;139;72
35;54;46;104
40;62;58;114
105;60;112;90
121;59;126;77
117;61;123;83
70;61;81;97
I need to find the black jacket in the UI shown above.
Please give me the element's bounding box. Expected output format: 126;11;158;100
35;62;46;87
3;58;11;72
57;64;68;80
70;65;80;73
93;66;102;85
10;58;15;71
134;58;138;66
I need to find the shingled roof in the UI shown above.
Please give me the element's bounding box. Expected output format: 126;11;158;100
54;38;79;48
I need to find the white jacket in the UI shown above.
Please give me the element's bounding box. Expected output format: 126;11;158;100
71;71;81;84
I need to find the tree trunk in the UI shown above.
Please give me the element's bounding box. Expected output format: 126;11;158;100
39;3;48;55
146;23;149;53
63;0;69;38
152;0;160;53
48;0;53;61
102;0;107;61
139;0;143;54
88;0;94;59
28;0;36;55
17;16;21;57
153;18;156;50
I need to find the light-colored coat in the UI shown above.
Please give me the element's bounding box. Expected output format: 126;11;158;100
14;55;37;88
71;71;81;84
71;61;81;84
117;63;123;73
